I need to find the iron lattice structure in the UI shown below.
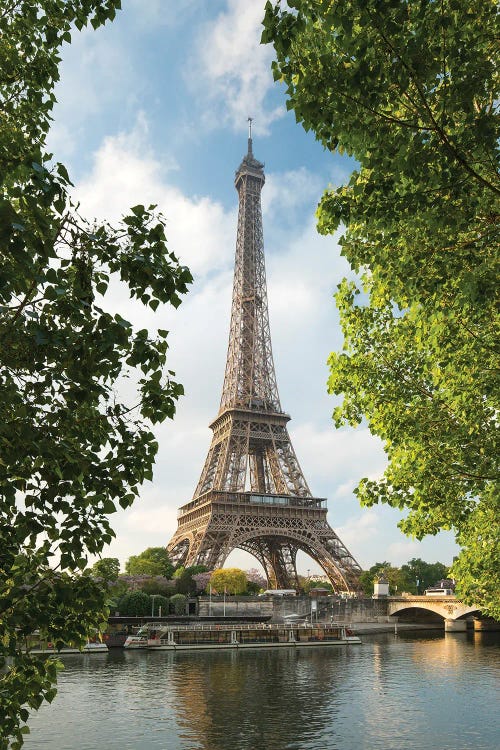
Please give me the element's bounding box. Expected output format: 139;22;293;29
167;136;362;592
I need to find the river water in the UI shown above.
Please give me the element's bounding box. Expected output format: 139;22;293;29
25;631;499;750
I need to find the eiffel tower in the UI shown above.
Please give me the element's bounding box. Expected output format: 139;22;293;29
167;126;362;592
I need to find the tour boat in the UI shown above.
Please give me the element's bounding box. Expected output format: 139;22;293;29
123;622;361;651
27;640;108;654
123;632;149;649
26;634;108;655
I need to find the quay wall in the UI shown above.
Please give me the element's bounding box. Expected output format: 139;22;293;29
197;596;274;619
197;596;394;623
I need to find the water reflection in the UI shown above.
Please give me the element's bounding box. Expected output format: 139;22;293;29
166;648;350;750
25;632;499;750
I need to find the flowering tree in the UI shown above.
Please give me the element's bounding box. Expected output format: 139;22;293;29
246;568;267;591
192;572;212;594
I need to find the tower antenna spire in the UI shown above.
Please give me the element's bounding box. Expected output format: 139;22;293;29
247;116;253;155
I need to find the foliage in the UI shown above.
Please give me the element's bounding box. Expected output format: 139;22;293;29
173;569;196;595
245;568;267;592
245;581;262;594
107;577;130;611
135;577;173;596
359;562;411;596
125;547;174;578
192;571;212;594
263;0;499;618
169;593;187;615
92;558;120;582
452;487;500;608
400;559;449;594
210;568;248;595
173;565;207;594
124;559;163;577
151;594;169;616
117;591;151;617
359;559;448;595
308;581;333;593
0;1;191;745
186;564;208;576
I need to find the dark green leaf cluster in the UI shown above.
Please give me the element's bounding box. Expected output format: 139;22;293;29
263;0;499;617
359;558;449;596
91;557;120;581
169;593;187;615
125;547;175;578
172;564;207;595
117;590;151;617
0;2;192;745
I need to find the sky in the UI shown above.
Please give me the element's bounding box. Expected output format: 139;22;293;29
48;0;459;576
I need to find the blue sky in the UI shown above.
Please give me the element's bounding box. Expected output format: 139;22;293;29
50;0;458;575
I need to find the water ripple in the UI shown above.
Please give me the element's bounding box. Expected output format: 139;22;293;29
24;632;499;750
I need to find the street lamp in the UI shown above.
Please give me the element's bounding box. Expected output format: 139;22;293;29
151;594;158;617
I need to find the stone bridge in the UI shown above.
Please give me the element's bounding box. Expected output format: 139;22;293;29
387;596;481;631
197;594;490;632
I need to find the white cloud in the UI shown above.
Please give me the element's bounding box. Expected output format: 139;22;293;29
262;167;323;219
47;23;139;160
291;423;386;493
189;0;283;134
387;540;420;563
337;509;381;543
73;115;235;279
335;507;458;570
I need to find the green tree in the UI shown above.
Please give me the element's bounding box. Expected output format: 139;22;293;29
107;577;130;611
452;501;500;610
400;559;449;594
172;565;185;579
174;569;196;595
151;594;169;617
136;577;172;596
169;593;187;615
125;547;174;578
173;565;208;595
246;568;267;593
125;559;163;577
359;562;409;596
302;578;333;594
263;0;499;618
359;563;389;597
118;591;151;617
0;2;191;745
210;568;248;595
92;558;120;582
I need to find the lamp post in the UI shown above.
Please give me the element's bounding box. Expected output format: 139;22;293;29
151;594;158;617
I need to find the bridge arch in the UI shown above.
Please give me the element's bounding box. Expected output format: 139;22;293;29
388;597;480;621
